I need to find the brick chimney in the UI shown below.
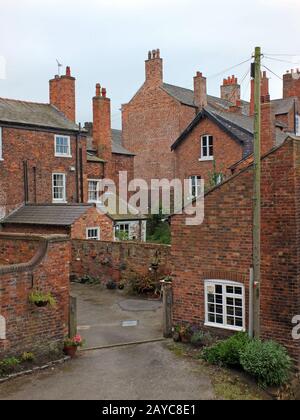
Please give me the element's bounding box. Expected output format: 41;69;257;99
145;49;163;87
229;99;243;114
93;84;112;164
250;71;269;116
194;71;207;110
261;94;275;155
49;66;76;122
283;69;300;100
221;75;240;104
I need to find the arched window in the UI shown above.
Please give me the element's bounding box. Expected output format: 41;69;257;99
0;315;6;340
205;280;245;331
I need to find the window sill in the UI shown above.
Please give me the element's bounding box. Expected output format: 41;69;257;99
204;322;245;332
199;157;214;162
55;154;73;159
52;201;68;204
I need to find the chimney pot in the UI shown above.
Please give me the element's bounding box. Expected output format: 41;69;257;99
66;66;71;77
96;83;101;97
102;88;107;98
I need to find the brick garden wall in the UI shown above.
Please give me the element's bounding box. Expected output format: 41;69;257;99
171;137;300;367
0;233;70;358
71;240;172;286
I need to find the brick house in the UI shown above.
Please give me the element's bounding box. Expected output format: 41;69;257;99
122;50;249;185
0;67;146;241
170;135;300;368
171;70;300;195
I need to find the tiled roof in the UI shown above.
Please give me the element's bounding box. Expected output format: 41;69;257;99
272;97;296;115
0;98;80;131
1;204;93;226
162;83;250;114
86;129;135;156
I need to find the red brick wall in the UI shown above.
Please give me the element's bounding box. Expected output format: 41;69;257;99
0;237;41;265
171;138;300;367
0;234;70;358
283;71;300;101
0;126;87;217
122;80;196;184
174;116;243;186
71;239;171;286
71;207;113;241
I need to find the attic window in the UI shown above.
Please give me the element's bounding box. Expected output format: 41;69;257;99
200;135;214;160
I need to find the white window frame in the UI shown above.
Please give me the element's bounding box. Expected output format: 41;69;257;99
200;135;214;161
114;222;132;241
204;280;245;332
296;114;300;136
54;135;71;158
52;173;66;203
86;227;100;241
88;179;102;203
189;175;202;198
0;127;3;160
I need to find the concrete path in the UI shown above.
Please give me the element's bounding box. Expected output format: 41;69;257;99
0;284;215;400
0;342;214;400
71;284;163;348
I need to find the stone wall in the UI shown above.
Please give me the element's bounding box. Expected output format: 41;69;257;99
71;239;171;285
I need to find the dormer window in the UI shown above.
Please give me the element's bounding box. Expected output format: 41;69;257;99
55;135;71;157
200;135;214;161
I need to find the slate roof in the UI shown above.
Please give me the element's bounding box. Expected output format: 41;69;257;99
2;204;93;226
162;83;250;114
272;97;296;115
0;98;80;132
86;129;135;157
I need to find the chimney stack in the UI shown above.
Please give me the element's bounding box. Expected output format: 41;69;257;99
261;95;275;155
49;66;76;122
145;49;163;87
283;69;300;101
250;71;269;116
194;71;207;110
221;75;241;104
93;84;112;165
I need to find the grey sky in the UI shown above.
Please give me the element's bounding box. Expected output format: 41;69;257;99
1;0;300;129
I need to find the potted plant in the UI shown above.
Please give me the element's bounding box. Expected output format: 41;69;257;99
28;290;56;308
179;324;193;343
63;335;84;358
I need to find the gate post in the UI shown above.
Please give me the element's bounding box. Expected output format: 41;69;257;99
69;295;77;338
161;281;173;338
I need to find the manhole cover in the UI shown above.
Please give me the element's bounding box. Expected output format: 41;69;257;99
118;299;162;312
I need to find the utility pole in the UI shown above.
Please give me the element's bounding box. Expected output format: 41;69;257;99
252;46;262;338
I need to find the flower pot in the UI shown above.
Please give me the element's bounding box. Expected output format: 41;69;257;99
63;346;78;358
34;301;48;308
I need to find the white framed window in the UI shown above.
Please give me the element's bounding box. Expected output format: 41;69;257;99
296;114;300;136
205;280;245;331
88;179;102;203
189;175;202;198
52;173;66;203
54;135;71;157
115;222;131;241
0;127;3;160
200;135;214;160
86;227;100;241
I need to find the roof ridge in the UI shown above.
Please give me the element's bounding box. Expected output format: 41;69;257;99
0;96;51;106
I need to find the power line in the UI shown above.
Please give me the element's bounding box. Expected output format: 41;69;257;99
264;53;300;57
264;56;300;66
207;57;252;80
262;64;283;81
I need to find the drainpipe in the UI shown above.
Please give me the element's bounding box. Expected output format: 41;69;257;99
75;125;80;203
249;267;254;338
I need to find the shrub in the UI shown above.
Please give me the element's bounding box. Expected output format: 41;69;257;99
202;332;250;367
240;340;292;387
21;352;35;362
0;357;20;375
191;331;214;348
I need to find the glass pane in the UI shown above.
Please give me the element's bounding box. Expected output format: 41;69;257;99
216;315;223;324
215;285;222;294
235;299;242;307
207;294;215;303
208;314;215;323
236;318;243;327
235;307;243;317
227;317;235;326
235;287;242;295
227;306;234;316
216;305;223;314
226;286;234;294
216;295;223;304
227;297;234;306
208;304;215;313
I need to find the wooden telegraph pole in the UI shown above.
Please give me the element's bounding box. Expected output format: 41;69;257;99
252;47;262;338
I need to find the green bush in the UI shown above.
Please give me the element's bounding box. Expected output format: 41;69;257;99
191;331;214;348
202;332;250;367
0;357;20;375
240;340;292;387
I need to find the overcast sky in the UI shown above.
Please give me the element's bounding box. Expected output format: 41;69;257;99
1;0;300;129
